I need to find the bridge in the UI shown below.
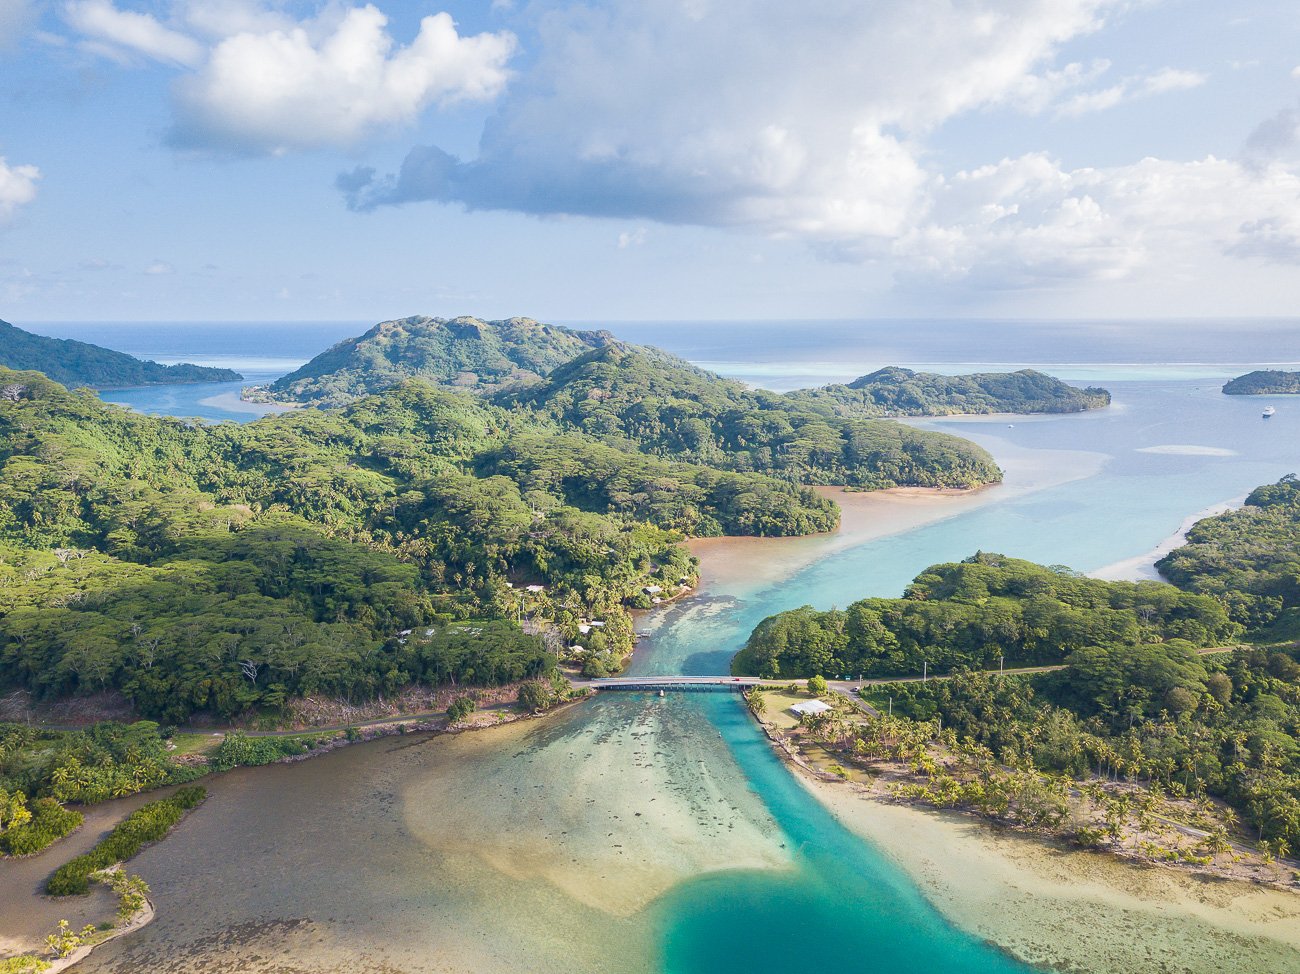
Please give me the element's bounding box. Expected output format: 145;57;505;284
576;676;800;692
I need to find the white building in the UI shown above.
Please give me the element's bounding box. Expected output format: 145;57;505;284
790;699;833;718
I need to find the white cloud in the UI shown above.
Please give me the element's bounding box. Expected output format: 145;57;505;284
172;6;515;152
0;157;40;221
1292;65;1300;80
175;0;292;40
345;1;1117;230
59;2;516;154
342;1;1292;293
1055;66;1205;117
64;0;204;66
887;154;1300;287
1140;67;1206;96
1000;59;1112;114
144;260;175;274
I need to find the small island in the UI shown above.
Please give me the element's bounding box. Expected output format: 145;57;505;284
0;320;241;388
789;366;1111;417
1222;370;1300;395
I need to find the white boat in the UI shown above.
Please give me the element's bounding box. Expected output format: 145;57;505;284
1263;406;1276;418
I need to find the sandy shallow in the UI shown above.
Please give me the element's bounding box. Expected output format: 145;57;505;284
808;778;1300;974
1091;495;1247;582
196;391;300;415
402;693;793;918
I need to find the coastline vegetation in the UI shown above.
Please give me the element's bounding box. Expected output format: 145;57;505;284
262;315;613;405
0;721;205;858
0;368;835;728
858;645;1300;853
1156;474;1300;639
501;343;1003;489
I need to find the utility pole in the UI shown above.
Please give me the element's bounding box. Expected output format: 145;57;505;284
999;655;1004;676
922;660;927;683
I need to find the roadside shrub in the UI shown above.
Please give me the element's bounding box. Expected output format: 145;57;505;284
516;681;553;712
46;787;206;896
211;732;315;770
447;697;475;722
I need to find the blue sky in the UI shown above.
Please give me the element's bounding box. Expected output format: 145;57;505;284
1;0;1298;322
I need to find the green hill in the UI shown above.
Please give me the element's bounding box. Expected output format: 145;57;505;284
1222;370;1300;395
501;343;1003;489
789;367;1111;418
264;315;613;405
0;319;240;387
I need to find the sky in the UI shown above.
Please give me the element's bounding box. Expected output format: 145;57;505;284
1;0;1299;322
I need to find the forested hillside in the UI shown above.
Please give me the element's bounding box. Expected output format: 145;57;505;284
0;319;239;387
264;315;612;404
790;367;1110;418
501;344;1002;489
0;369;835;722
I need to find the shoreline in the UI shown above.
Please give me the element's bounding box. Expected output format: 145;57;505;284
743;694;1300;974
1090;494;1247;582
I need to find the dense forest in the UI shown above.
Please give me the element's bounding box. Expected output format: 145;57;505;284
0;320;239;388
1221;370;1300;395
789;367;1111;418
0;368;839;723
263;316;612;404
734;554;1238;678
502;344;1003;488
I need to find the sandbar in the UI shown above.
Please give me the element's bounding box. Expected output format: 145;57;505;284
688;438;1106;594
196;391;300;415
809;779;1300;974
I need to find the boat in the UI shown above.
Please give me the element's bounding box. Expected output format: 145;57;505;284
1263;406;1276;418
